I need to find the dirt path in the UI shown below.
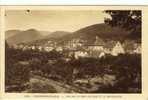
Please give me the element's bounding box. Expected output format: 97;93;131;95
29;75;86;93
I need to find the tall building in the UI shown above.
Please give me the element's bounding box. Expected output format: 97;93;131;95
86;36;105;58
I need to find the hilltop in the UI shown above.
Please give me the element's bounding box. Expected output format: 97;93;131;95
6;23;141;45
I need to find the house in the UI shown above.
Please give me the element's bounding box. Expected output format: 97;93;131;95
104;41;125;56
17;44;24;49
74;50;88;59
44;46;54;52
133;44;141;54
111;41;125;56
56;46;63;52
31;45;36;50
123;40;135;54
22;45;29;51
65;38;85;50
37;46;43;51
45;41;57;48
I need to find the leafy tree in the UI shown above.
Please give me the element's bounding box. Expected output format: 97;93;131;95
104;10;141;39
5;42;30;92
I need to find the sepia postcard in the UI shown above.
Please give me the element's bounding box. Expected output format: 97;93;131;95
0;6;148;100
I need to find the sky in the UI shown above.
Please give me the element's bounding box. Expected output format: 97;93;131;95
5;10;109;32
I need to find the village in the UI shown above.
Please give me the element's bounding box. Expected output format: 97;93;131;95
10;36;141;59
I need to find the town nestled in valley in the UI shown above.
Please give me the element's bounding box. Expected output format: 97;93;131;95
5;10;141;93
9;35;141;58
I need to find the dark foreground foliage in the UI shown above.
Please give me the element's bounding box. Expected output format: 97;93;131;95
5;44;141;93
